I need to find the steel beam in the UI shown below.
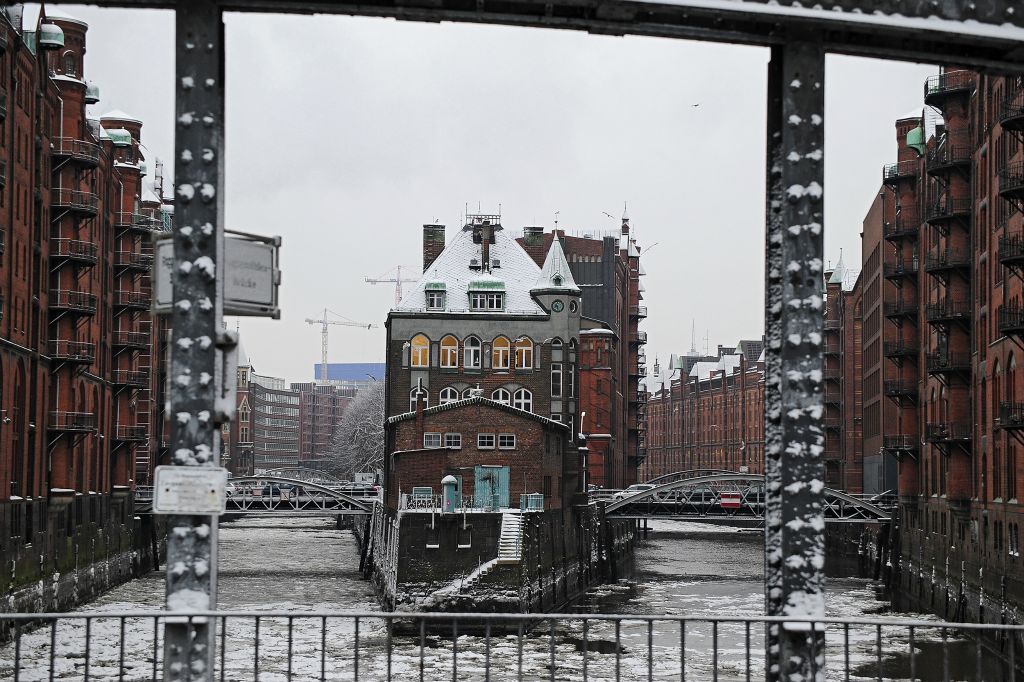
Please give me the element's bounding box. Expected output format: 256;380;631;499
164;3;226;680
764;40;827;682
63;1;1024;71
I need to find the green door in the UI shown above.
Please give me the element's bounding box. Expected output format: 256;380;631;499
475;465;510;509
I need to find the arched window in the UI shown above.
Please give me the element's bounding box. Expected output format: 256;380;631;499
410;334;429;368
513;388;533;412
515;337;533;369
461;387;475;399
439;387;459;405
440;335;459;368
492;336;510;369
551;337;564;348
63;52;77;77
491;388;511;405
409;386;429;411
464;336;481;369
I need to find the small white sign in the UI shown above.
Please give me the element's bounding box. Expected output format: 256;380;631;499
153;466;229;515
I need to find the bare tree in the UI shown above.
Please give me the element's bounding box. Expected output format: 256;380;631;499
326;381;385;479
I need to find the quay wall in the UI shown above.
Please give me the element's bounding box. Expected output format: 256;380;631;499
0;494;164;633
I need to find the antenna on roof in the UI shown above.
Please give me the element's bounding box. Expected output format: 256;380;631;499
554;210;560;231
690;321;697;355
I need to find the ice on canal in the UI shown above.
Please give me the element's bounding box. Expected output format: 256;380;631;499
1;517;973;680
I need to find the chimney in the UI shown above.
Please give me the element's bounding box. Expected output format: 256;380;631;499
481;221;493;272
521;226;546;267
422;224;446;272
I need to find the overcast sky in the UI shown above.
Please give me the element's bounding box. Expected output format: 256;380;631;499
64;5;934;384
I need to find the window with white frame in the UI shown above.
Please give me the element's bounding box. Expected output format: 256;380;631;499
492;337;511;369
423;432;442;448
470;292;504;310
440;335;459;367
426;291;445;310
478;433;495;449
410;334;430;367
461;387;475;399
515;337;533;368
498;434;516;449
444;433;462;448
551;363;562;398
491;388;511;405
439;387;459;405
513;388;533;412
464;336;482;369
410;387;429;411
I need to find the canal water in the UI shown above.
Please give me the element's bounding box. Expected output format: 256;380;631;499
1;517;983;680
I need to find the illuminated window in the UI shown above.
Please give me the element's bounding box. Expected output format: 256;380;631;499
440;335;458;368
410;334;429;367
515;337;533;369
492;337;510;369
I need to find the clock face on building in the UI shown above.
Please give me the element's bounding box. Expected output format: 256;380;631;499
551;300;564;312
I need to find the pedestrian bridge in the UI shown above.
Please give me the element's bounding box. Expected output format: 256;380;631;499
604;471;892;524
134;476;376;515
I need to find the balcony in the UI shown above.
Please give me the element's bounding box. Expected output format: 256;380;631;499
114;424;148;442
882;214;920;241
925;300;971;326
49;289;97;315
925;351;971;376
49;340;95;364
824;387;842;406
999;233;1024;272
629;305;647;319
824;319;841;330
883;341;918;359
1000;402;1024;430
923;71;974;107
883;435;919;457
926;143;972;175
882;160;918;185
999;92;1024;134
884;381;917;400
51;238;98;266
115;290;150;310
113;330;148;350
823;417;841;430
824;343;840;356
52;188;99;217
114;211;163;234
51;137;101;168
925;422;972;444
999;162;1024;204
115;250;155;270
883;259;918;281
925;199;971;227
884;301;919;320
924;249;970;277
823;367;841;381
999;304;1024;338
111;369;149;388
631;331;647;344
49;411;96;433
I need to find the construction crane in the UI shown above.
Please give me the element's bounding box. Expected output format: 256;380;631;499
365;265;418;306
304;309;378;382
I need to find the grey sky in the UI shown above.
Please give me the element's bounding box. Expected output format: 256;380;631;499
66;5;934;383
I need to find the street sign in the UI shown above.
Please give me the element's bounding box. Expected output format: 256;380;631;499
154;230;281;318
720;492;742;509
153;466;229;515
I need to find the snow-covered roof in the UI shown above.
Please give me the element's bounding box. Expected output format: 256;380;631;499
105;128;133;146
689;354;742;381
897;107;922;122
101;109;142;125
827;251;846;285
387;395;569;430
394;225;546;315
43;6;88;27
924;106;944;141
842;268;861;293
142;182;162;204
532;237;580;294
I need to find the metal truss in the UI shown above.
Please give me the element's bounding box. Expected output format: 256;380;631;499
224;476;375;515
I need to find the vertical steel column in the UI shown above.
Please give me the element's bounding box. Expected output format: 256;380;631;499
164;2;225;680
764;40;826;682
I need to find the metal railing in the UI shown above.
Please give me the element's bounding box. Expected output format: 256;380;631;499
881;159;917;183
51;237;99;264
48;411;96;432
629;305;647;318
114;211;163;232
48;339;96;363
823;318;840;330
1001;161;1024;196
925;351;971;373
883;341;918;358
925;422;972;443
112;330;148;348
883;435;918;451
924;70;975;100
115;290;151;308
1000;91;1024;128
115;424;148;441
884;301;918;318
925;300;971;323
883;380;917;398
111;369;149;387
883;259;918;278
51;137;102;165
49;289;98;314
926;143;972;170
1001;402;1024;430
2;610;1021;682
925;198;972;223
1001;233;1024;264
924;248;970;273
51;188;100;213
115;250;155;269
999;304;1024;335
882;214;920;240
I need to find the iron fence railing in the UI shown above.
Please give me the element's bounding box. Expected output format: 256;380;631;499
999;304;1024;335
924;70;975;100
925;198;972;223
882;213;920;240
925;351;971;373
926;143;972;170
1001;233;1024;264
51;188;100;213
51;237;99;263
48;339;96;363
49;289;98;314
51;137;102;165
1;611;1022;681
924;248;970;273
925;422;972;443
48;411;96;432
1001;402;1024;429
881;159;917;183
115;250;155;269
112;330;148;348
883;435;918;451
1001;161;1024;196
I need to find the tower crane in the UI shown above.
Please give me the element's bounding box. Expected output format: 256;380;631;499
365;265;418;306
304;309;378;382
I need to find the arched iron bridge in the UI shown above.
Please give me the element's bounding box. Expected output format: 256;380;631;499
604;472;892;525
135;476;376;515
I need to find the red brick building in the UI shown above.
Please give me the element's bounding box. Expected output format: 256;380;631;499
0;6;170;609
292;382;353;468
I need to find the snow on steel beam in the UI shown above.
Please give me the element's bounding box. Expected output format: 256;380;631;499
78;0;1024;69
164;2;226;680
764;40;827;682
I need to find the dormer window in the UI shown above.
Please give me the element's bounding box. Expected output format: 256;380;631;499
470;292;504;310
425;282;446;310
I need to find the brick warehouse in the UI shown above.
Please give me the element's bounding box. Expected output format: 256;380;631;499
518;216;646;489
0;6;170;613
383;213;586;504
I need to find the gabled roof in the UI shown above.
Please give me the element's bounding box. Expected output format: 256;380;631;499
532;237;580;294
827;252;846;285
387;395;569;429
689;354;742;381
394;226;546;315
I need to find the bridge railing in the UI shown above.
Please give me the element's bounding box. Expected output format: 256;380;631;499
1;610;1021;681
